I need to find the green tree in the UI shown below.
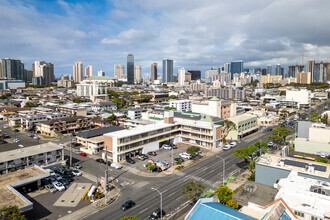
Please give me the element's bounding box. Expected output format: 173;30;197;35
226;199;238;209
169;95;177;99
0;205;25;220
176;160;183;166
267;135;283;144
254;141;268;152
182;180;205;202
106;114;117;125
164;106;176;110
310;112;319;121
24;102;38;107
120;216;140;220
315;158;328;164
148;164;156;172
72;98;83;103
233;145;256;163
223;120;237;143
272;127;291;142
186;146;201;156
112;98;126;109
321;114;328;124
217;185;233;204
107;89;120;98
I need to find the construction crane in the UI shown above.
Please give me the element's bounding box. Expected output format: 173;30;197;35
302;53;311;66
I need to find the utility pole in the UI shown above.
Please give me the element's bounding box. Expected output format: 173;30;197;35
104;145;108;206
70;133;72;167
151;188;163;218
216;155;225;185
171;146;173;173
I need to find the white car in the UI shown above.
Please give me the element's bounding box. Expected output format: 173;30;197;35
18;144;24;148
223;144;231;151
268;142;274;147
229;142;237;148
72;170;82;176
162;144;172;150
111;163;122;169
33;136;40;140
14;138;20;143
52;181;65;191
74;150;81;155
179;153;192;159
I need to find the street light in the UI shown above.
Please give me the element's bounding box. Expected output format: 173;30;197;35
216;155;225;185
70;133;74;167
151;187;163;218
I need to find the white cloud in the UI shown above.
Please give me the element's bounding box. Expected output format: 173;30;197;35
101;29;154;45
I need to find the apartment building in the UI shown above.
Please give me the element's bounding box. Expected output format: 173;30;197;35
104;112;224;162
0;142;64;175
38;116;92;136
286;88;311;108
169;100;193;112
191;97;236;119
21;112;70;129
55;104;87;116
91;101;117;112
205;87;247;100
260;74;282;84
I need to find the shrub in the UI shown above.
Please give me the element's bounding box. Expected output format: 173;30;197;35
248;172;255;181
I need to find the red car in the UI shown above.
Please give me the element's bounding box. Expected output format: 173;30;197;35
79;152;87;157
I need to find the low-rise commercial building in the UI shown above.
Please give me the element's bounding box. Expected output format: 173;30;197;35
192;97;236;119
0;79;26;90
226;114;258;140
286;88;311;108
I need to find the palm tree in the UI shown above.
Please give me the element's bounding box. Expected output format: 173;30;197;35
223;120;237;143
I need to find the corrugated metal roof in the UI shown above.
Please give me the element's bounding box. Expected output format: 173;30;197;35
76;126;125;138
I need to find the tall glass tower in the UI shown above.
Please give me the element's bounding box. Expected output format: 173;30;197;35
127;53;134;84
162;59;173;83
230;60;243;79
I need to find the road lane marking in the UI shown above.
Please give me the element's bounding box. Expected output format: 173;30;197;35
138;208;148;214
167;192;176;198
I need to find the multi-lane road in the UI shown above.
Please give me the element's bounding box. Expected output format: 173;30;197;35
83;128;274;220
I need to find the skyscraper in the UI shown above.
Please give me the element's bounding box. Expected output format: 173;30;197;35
98;70;105;77
151;63;157;83
162;59;173;83
73;61;83;82
143;74;150;84
224;63;231;73
33;61;55;85
187;70;201;80
314;62;329;82
85;65;93;78
275;64;284;78
178;68;186;86
306;59;315;82
266;65;272;75
230;60;243;79
288;65;304;78
134;65;141;83
114;64;125;79
0;58;25;80
127;53;134;84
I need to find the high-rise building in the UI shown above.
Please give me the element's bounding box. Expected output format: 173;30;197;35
127;53;134;84
73;61;83;82
187;70;201;80
114;64;125;79
178;68;186;86
224;63;231;74
0;58;25;80
275;64;284;78
306;59;315;82
288;65;304;78
266;65;272;75
98;70;105;77
254;68;261;73
85;65;93;78
143;74;150;84
33;61;55;85
151;63;157;83
162;59;173;83
230;60;243;79
134;65;141;83
314;62;329;82
24;69;33;82
261;68;267;75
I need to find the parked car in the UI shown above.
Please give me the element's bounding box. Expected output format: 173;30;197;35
229;142;237;148
27;133;32;137
3;133;10;138
223;144;231;151
14;129;20;133
162;144;172;150
14;138;20;143
49;176;57;183
52;181;65;191
138;155;148;160
60;178;70;186
266;127;273;132
268;142;274;148
171;144;178;149
72;163;82;169
149;208;166;220
3;125;8;129
33;136;40;140
55;174;62;181
111;163;122;169
148;151;157;156
64;175;74;182
74;150;81;155
45;184;57;193
96;158;105;164
72;170;82;176
174;158;184;162
79;152;87;157
120;200;136;211
18;144;24;148
179;152;192;159
154;166;162;172
126;157;136;164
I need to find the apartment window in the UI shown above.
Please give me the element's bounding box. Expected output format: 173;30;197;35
294;211;304;217
311;216;320;220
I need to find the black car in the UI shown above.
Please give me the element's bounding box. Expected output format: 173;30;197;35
120;200;136;211
154;166;162;173
148;151;157;156
96;158;105;164
64;175;74;182
174;158;184;162
149;208;166;220
3;133;10;138
126;158;136;164
14;129;20;132
171;144;178;149
266;128;273;132
60;178;70;186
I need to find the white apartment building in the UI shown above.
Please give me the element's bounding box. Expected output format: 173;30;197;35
134;65;142;83
178;67;186;86
91;101;117;112
21;112;70;129
97;70;105;77
114;64;125;79
169;99;192;112
191;97;236;118
286;88;311;108
76;83;107;97
73;61;83;82
85;65;93;78
143;74;150;84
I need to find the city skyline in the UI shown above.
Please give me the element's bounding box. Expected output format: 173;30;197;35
1;0;330;77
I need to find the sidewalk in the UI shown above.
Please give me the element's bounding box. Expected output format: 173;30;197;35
58;188;120;220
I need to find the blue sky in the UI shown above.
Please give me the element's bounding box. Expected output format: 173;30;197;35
1;0;330;77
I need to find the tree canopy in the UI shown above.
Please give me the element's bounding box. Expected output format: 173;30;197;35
0;205;25;220
233;145;256;163
217;185;233;204
186;146;201;156
223;120;237;143
182;180;205;202
24;102;38;107
272;127;291;141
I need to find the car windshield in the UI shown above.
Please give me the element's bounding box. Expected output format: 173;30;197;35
152;212;158;216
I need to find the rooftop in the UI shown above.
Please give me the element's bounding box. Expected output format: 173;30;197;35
256;154;330;179
41;116;88;125
76;126;125;139
85;76;116;80
0;142;63;163
228;114;257;123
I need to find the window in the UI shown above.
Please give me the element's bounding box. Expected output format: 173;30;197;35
294;211;304;217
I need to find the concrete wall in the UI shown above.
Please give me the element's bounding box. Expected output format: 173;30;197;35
255;163;291;186
294;139;330;155
309;127;330;143
142;142;159;154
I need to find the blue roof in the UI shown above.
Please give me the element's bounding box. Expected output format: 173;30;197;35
188;202;257;220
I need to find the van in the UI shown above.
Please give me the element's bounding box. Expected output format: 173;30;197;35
154;161;170;171
111;163;122;169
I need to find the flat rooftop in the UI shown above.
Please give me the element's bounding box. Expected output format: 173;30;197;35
257;154;330;179
0;142;63;163
0;166;48;210
228;114;257;123
76;126;125;138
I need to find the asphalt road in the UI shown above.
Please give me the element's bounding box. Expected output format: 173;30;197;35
83;128;273;220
